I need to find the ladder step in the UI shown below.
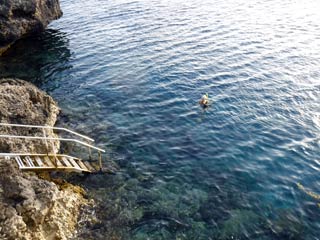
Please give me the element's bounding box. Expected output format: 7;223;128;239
68;157;81;169
43;156;55;168
49;156;63;167
34;156;44;167
76;159;89;171
61;156;73;167
15;156;24;168
19;156;27;166
22;156;32;167
24;156;31;167
56;157;64;167
25;156;35;167
83;161;95;172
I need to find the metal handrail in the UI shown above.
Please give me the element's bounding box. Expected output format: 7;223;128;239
0;123;94;142
0;134;105;153
0;153;81;159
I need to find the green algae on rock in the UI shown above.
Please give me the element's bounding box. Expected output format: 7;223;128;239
220;209;262;239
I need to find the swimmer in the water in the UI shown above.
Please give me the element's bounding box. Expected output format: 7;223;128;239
199;93;209;107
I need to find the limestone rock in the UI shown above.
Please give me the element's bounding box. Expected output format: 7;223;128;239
0;78;89;240
0;78;60;153
0;159;87;240
0;0;62;54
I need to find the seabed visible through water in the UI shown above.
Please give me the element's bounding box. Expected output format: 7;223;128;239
1;0;320;239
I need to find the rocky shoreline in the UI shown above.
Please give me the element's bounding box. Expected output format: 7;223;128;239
0;79;91;239
0;0;62;55
0;0;99;238
0;1;100;239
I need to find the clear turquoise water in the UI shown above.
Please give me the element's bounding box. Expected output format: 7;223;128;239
1;0;320;239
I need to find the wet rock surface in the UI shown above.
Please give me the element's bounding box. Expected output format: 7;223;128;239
0;79;89;240
0;0;62;54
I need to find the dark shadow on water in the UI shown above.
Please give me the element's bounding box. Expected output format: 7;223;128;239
0;29;72;90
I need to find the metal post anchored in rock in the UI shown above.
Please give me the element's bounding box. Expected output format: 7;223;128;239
98;151;102;172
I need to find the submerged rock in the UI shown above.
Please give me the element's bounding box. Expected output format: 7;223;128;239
220;209;262;240
0;0;62;55
0;79;88;240
267;210;304;240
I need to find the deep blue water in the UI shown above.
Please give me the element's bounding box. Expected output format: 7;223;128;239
1;0;320;239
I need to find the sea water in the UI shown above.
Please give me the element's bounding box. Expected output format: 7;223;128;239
1;0;320;239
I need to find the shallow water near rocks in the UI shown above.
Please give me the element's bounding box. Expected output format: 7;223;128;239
1;0;320;239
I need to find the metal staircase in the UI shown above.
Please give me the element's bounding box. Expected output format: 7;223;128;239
0;123;106;173
5;154;99;173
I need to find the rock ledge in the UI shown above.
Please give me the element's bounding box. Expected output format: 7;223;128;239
0;79;88;240
0;0;62;55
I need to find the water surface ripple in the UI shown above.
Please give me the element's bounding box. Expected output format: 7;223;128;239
1;0;320;239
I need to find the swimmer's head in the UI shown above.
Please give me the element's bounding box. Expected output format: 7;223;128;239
202;93;208;99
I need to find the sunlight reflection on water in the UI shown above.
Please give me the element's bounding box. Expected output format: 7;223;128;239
1;0;320;239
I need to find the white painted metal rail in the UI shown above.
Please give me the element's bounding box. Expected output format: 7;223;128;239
0;134;105;152
0;123;94;142
0;123;105;172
